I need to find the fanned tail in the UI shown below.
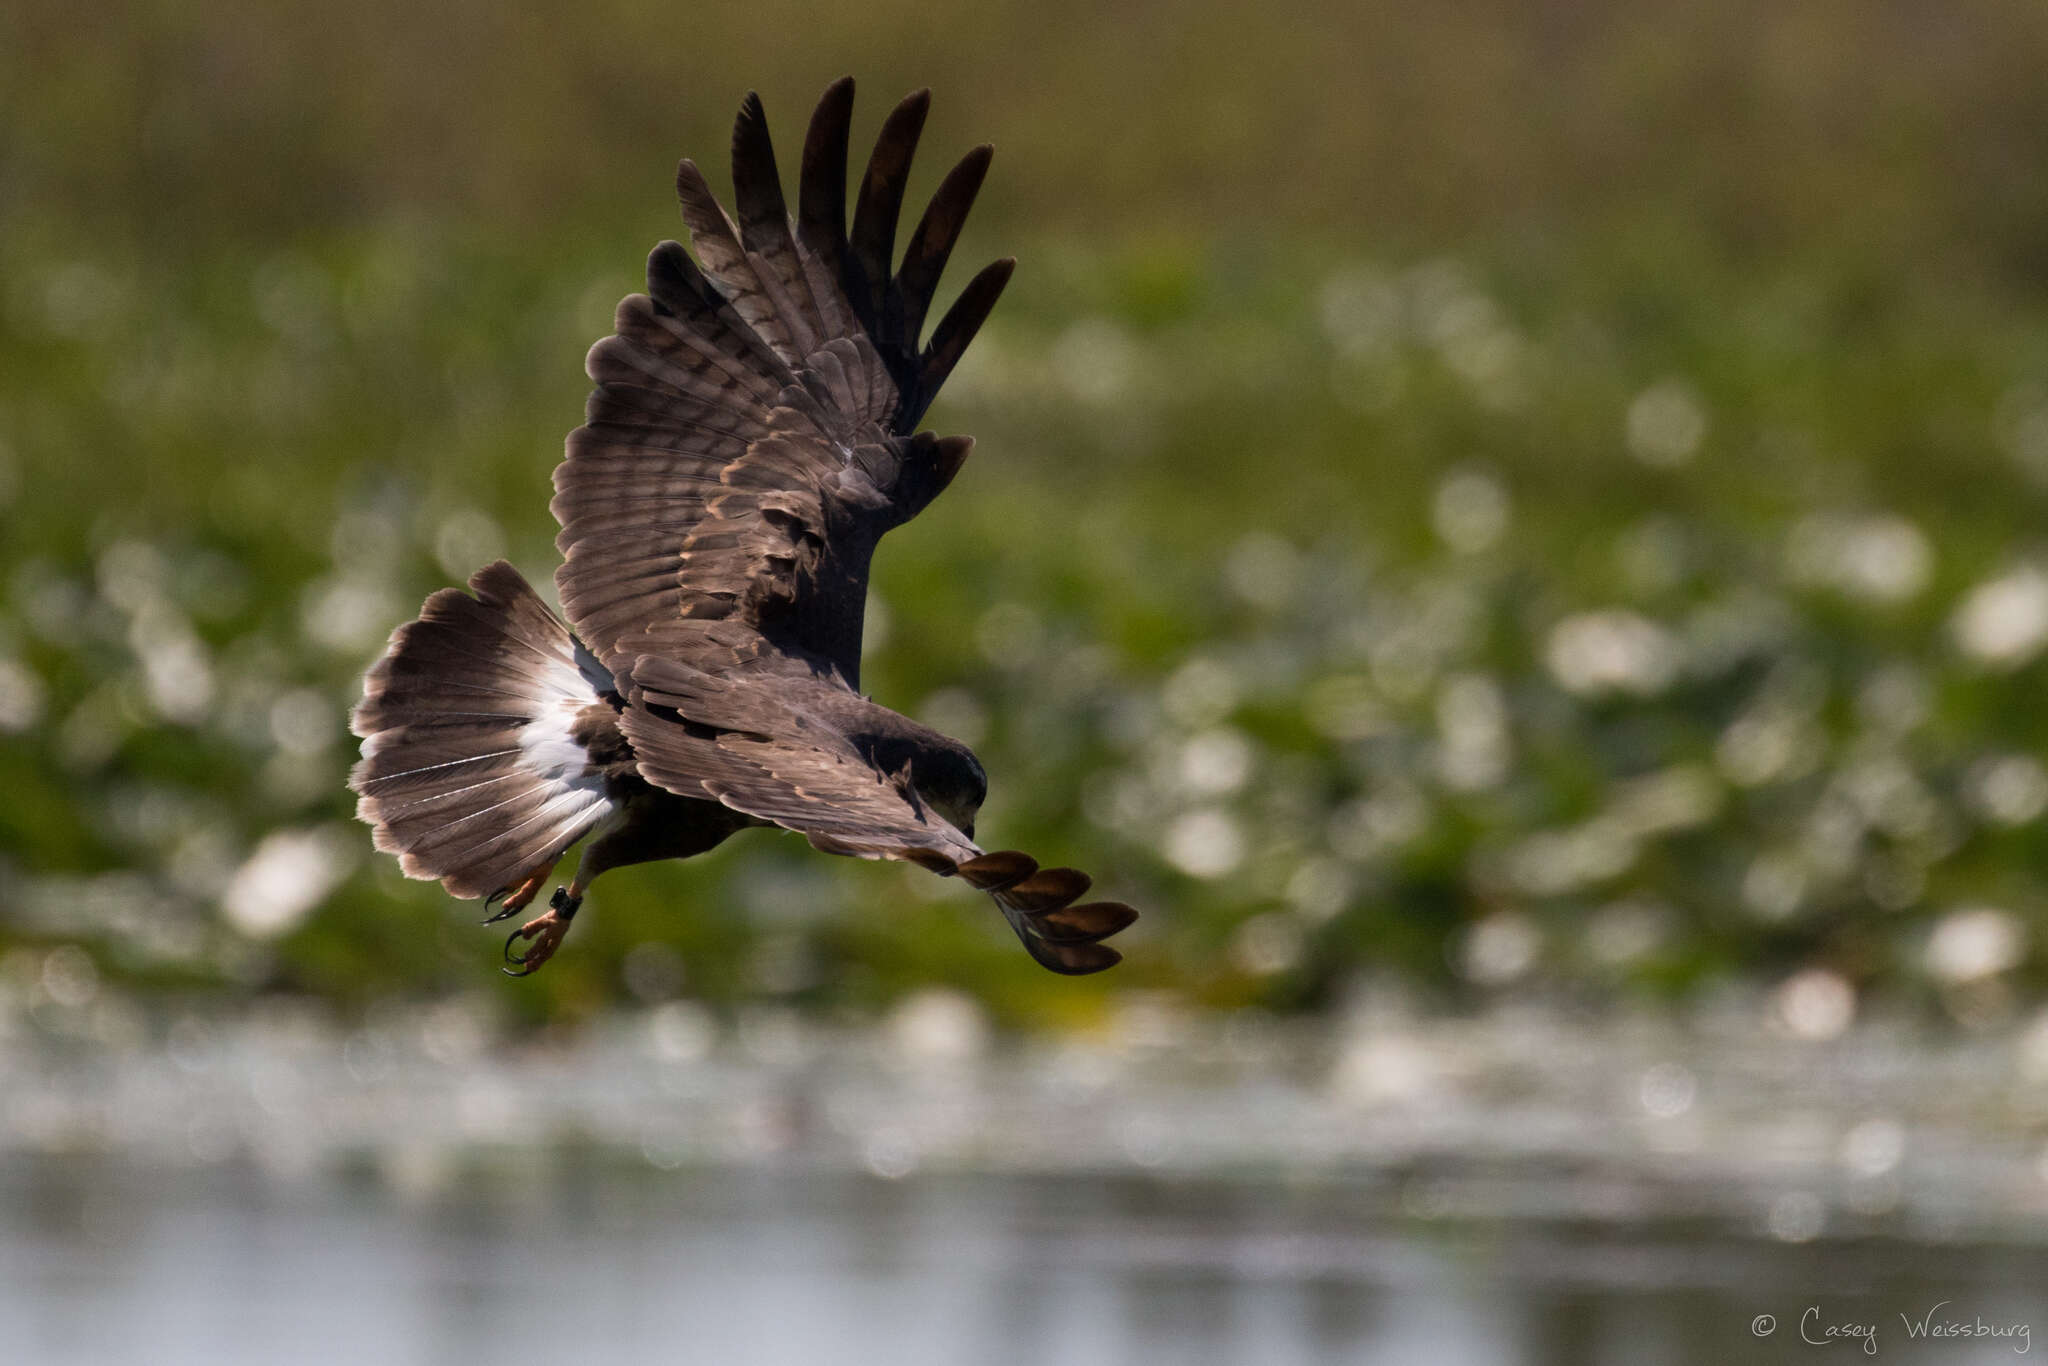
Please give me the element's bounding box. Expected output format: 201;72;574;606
348;562;619;900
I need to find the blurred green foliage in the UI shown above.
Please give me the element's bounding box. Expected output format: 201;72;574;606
7;0;2048;1030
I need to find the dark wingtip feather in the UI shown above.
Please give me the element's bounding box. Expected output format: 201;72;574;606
1003;866;1093;912
1025;939;1124;975
920;257;1014;401
674;157;711;208
1028;901;1139;944
799;78;856;259
730;91;788;247
931;434;974;496
645;239;710;314
850;89;933;315
896;144;995;342
958;849;1037;890
901;846;956;874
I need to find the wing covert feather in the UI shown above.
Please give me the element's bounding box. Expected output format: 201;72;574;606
616;659;1135;975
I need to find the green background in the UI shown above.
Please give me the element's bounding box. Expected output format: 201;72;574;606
7;0;2048;1031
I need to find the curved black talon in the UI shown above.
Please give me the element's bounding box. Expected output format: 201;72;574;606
502;926;536;976
481;889;519;926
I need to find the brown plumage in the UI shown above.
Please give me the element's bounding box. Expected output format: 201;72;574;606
348;79;1137;977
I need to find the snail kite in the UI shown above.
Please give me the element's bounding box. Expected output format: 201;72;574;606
349;80;1137;976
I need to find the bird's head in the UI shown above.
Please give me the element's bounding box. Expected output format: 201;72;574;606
915;738;988;840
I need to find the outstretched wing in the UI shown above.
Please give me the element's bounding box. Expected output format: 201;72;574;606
614;635;1135;975
552;79;1014;687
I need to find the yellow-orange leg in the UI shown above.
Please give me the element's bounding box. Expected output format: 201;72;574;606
503;887;582;977
480;855;561;925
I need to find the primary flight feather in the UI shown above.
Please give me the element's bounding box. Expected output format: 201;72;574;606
348;79;1138;976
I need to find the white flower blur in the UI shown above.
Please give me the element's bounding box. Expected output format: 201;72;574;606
1625;379;1707;467
1924;906;2027;984
1952;565;2048;668
1545;610;1681;697
221;826;355;937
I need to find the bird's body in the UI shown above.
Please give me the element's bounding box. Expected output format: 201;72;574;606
349;81;1137;975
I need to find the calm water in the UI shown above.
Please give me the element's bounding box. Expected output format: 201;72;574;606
9;1001;2048;1362
5;1157;2046;1366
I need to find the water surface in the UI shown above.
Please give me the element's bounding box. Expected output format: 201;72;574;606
6;1157;2045;1365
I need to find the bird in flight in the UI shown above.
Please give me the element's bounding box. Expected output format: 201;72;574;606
349;80;1138;978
